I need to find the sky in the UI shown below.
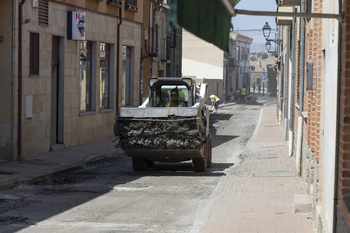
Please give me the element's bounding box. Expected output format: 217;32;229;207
231;0;278;44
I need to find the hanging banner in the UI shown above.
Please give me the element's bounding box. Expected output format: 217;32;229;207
67;11;85;40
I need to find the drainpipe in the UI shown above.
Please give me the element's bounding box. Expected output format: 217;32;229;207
12;0;16;158
17;0;27;160
289;7;296;156
116;7;122;111
279;26;284;126
333;0;342;231
296;0;306;176
140;55;144;106
223;57;227;104
283;26;290;141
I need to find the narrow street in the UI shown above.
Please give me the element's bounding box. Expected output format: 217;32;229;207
0;99;265;233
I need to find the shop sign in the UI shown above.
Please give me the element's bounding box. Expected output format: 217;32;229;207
67;11;85;40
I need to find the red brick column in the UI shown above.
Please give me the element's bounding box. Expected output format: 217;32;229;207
338;0;350;229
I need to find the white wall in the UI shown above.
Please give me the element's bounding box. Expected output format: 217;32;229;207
182;58;223;80
321;1;339;232
182;30;224;80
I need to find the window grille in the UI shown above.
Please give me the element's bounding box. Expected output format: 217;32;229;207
38;0;49;27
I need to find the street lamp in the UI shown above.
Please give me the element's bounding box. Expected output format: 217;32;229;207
262;22;271;39
265;41;272;51
262;22;282;52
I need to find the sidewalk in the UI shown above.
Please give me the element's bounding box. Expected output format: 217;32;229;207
200;105;315;233
0;138;123;190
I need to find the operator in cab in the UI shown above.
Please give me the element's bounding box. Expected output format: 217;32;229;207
166;87;186;107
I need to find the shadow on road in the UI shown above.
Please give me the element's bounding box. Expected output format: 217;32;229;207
127;160;233;177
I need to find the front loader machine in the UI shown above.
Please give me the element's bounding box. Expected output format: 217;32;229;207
115;77;212;172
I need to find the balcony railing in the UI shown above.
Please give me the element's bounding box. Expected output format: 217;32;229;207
106;0;122;7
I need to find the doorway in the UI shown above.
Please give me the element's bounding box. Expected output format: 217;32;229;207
121;46;134;106
50;36;64;150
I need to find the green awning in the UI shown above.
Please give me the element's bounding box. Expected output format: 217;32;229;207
168;0;239;52
229;0;241;7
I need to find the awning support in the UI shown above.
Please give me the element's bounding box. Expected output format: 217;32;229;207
233;9;344;22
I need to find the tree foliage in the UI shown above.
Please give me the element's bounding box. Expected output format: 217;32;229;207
261;53;268;59
249;55;257;61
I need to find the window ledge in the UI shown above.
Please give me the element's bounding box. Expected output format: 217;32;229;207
99;108;114;113
29;74;40;78
79;111;96;116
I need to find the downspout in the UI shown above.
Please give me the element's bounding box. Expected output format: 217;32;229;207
296;0;306;176
18;0;27;160
140;22;144;105
276;29;280;120
289;7;297;156
283;26;290;141
12;0;16;158
150;1;154;76
279;26;284;125
140;55;144;106
333;0;342;231
116;7;122;111
223;57;227;104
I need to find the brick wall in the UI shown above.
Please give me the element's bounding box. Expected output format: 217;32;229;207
338;0;350;230
304;2;323;162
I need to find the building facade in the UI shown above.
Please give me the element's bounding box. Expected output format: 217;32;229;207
141;0;182;103
0;0;143;161
228;31;253;95
275;0;347;232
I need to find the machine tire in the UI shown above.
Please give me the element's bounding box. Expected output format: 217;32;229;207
193;141;208;172
193;158;206;172
132;158;147;171
145;158;155;168
206;135;212;168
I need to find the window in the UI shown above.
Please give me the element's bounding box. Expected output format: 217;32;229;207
122;46;133;106
30;33;39;75
100;43;111;109
125;0;138;12
80;41;92;112
106;0;122;7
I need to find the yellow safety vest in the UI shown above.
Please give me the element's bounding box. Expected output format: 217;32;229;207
241;88;246;95
210;96;220;102
166;102;183;107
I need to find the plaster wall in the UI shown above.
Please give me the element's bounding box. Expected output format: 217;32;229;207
17;1;141;157
0;0;14;161
320;1;339;231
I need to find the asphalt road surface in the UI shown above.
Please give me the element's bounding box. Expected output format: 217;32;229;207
0;100;265;233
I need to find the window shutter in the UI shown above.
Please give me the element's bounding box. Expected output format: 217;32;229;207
38;0;49;27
